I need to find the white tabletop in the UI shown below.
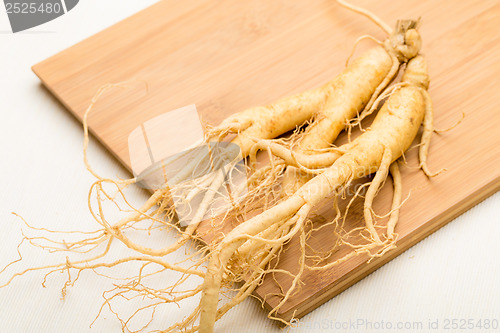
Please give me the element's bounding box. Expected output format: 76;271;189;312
1;1;499;332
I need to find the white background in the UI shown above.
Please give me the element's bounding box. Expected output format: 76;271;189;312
1;1;499;332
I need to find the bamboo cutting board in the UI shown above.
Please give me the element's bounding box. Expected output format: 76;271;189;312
32;0;500;323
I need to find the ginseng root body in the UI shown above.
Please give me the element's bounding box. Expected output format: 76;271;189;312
199;55;434;332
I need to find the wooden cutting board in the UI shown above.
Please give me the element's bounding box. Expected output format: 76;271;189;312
32;0;500;323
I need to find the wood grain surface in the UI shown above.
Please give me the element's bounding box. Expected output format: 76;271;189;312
32;0;500;322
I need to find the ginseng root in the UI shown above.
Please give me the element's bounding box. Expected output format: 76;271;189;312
198;54;434;332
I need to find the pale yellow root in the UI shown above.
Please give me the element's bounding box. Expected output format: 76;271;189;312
336;0;393;35
199;204;311;333
198;155;369;331
65;255;204;278
249;139;344;170
387;161;402;239
216;256;274;313
198;55;432;332
434;111;465;134
113;188;168;229
82;81;143;184
198;155;380;330
345;34;383;67
195;44;398;228
85;178;194;257
237;219;285;258
357;52;400;121
215;229;290;321
185;169;227;225
210;68;356;158
111;224;198;257
363;148;392;244
267;229;307;322
296;46;394;152
419;89;446;177
351;81;407;127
